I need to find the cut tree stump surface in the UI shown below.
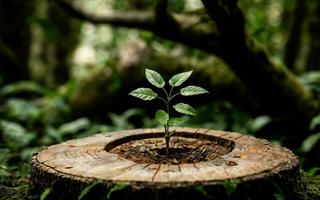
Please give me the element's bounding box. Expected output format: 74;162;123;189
30;128;300;199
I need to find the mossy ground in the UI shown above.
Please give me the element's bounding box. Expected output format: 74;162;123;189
301;172;320;200
0;184;28;200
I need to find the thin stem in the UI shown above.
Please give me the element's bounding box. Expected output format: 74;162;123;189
161;87;169;99
165;134;170;156
169;93;180;101
168;86;174;99
156;96;167;105
165;88;172;157
166;101;170;115
160;87;174;157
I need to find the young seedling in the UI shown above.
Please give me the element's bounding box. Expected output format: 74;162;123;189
129;69;209;157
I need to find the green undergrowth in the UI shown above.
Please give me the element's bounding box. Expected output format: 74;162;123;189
301;172;320;200
0;183;28;200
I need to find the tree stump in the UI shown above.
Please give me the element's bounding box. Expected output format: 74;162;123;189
29;128;303;200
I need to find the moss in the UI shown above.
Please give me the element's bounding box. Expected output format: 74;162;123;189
0;184;28;200
300;172;320;200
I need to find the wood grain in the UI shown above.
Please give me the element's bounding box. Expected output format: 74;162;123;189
29;128;301;199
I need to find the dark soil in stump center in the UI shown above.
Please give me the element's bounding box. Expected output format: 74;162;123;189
109;136;231;164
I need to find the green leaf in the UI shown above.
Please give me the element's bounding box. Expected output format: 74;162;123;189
307;167;320;176
194;185;214;199
249;116;271;133
58;118;90;136
0;81;53;97
301;132;320;152
169;117;186;126
129;88;157;101
40;188;52;200
0;120;35;149
224;180;239;197
107;184;129;199
78;181;102;200
146;69;165;88
4;98;40;123
310;113;320;130
108;109;144;130
39;96;70;125
173;103;196;116
155;110;169;125
169;71;192;87
300;71;320;92
180;85;209;96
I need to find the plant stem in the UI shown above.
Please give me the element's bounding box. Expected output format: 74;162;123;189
161;87;169;99
169;86;174;98
156;96;167;104
165;101;170;157
165;133;170;157
163;87;174;157
169;93;180;101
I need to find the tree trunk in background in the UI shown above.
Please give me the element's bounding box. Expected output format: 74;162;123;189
306;1;320;71
283;0;307;73
200;0;319;146
56;0;320;142
201;0;318;119
42;1;82;88
69;43;256;117
0;0;35;84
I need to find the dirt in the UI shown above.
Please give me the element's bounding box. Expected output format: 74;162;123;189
109;136;231;164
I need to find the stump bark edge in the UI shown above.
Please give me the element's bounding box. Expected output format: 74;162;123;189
29;128;306;200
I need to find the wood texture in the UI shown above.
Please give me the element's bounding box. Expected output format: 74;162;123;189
29;128;301;199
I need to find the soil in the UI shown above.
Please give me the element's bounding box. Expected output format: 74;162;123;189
109;136;231;164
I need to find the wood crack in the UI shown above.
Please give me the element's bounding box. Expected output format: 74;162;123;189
152;165;161;182
193;163;199;170
122;163;139;172
86;149;97;160
177;164;181;172
31;127;299;197
233;135;244;141
79;151;89;160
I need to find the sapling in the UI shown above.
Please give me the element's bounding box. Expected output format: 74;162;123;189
129;69;208;157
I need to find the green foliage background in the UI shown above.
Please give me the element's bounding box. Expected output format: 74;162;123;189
0;0;320;199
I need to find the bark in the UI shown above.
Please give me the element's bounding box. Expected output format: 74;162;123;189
201;0;318;119
29;128;310;200
68;41;255;116
0;0;36;84
306;1;320;71
42;1;82;88
284;0;307;73
200;0;320;145
55;0;222;54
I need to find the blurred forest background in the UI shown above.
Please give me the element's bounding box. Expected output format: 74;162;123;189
0;0;320;198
